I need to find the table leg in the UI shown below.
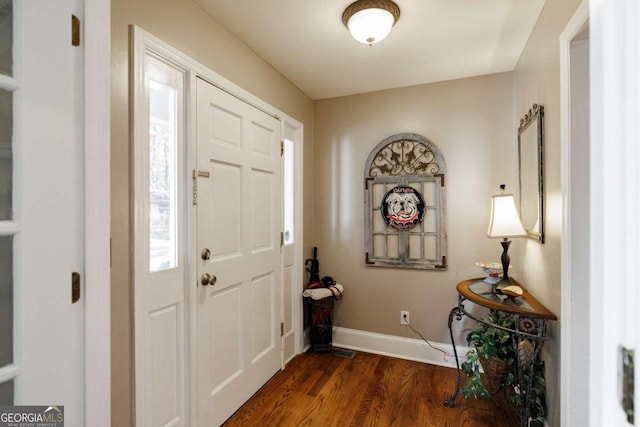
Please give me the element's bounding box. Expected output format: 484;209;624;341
444;305;464;407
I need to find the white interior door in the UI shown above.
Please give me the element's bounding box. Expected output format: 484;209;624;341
589;1;640;425
0;0;84;423
196;77;282;426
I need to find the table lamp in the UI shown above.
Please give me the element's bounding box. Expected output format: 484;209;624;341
487;185;527;288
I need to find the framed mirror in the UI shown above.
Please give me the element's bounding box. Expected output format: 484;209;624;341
518;104;544;243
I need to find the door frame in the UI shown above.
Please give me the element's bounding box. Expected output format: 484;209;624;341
281;122;304;366
84;1;111;425
559;1;589;425
131;27;304;426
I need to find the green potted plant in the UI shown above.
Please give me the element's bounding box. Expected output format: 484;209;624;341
460;309;547;427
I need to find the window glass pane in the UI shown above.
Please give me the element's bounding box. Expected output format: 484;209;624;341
149;77;178;272
409;234;421;259
425;236;436;260
373;234;385;257
372;183;384;206
0;89;12;220
0;380;13;405
373;211;385;232
387;234;399;258
0;1;12;77
423;181;436;206
0;235;13;367
283;139;294;244
424;208;436;233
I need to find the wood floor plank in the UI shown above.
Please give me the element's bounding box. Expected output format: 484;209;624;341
222;351;519;427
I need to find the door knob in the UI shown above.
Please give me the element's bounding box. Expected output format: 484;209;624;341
201;248;211;260
200;273;217;286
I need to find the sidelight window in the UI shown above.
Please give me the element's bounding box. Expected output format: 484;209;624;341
146;55;183;272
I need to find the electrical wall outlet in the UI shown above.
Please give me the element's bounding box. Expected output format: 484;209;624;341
400;311;410;325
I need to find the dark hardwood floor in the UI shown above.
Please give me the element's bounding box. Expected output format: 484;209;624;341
222;350;520;426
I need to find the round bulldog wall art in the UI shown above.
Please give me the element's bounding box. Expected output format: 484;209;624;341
381;185;426;230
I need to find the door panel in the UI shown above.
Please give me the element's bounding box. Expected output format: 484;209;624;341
251;273;275;359
149;304;181;427
208;285;242;391
197;77;282;426
251;170;275;251
209;162;242;259
282;259;295;360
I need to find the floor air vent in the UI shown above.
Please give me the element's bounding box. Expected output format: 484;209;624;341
332;348;356;359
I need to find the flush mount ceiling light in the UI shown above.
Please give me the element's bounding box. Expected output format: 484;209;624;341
342;0;400;46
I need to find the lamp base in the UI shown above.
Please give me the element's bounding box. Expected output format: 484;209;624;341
500;239;511;282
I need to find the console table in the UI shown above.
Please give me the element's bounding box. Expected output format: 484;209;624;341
444;277;557;426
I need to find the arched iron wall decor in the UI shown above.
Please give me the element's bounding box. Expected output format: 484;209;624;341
364;133;447;270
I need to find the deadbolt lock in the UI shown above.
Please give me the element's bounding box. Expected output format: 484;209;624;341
201;248;211;260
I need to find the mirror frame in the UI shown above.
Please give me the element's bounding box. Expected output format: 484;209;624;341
517;104;545;243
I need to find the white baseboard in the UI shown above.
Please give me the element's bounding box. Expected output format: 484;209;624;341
331;326;472;369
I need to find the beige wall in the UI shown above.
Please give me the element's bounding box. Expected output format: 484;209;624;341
511;0;583;425
110;1;314;425
313;72;515;343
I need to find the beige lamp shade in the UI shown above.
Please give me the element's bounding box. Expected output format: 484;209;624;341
487;194;527;238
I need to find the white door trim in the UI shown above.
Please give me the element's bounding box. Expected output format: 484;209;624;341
132;26;305;426
291;120;304;358
282;120;304;364
559;2;589;426
84;0;111;425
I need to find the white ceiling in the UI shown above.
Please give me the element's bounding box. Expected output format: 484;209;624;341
195;0;547;100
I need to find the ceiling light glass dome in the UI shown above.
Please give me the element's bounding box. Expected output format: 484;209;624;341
342;0;400;46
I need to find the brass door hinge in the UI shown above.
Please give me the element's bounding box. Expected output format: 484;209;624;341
621;346;634;424
71;15;80;46
280;232;284;247
71;272;81;303
280;141;284;156
192;170;197;205
280;322;284;337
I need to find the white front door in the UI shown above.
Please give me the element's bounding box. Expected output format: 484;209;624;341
0;0;84;423
196;77;282;426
